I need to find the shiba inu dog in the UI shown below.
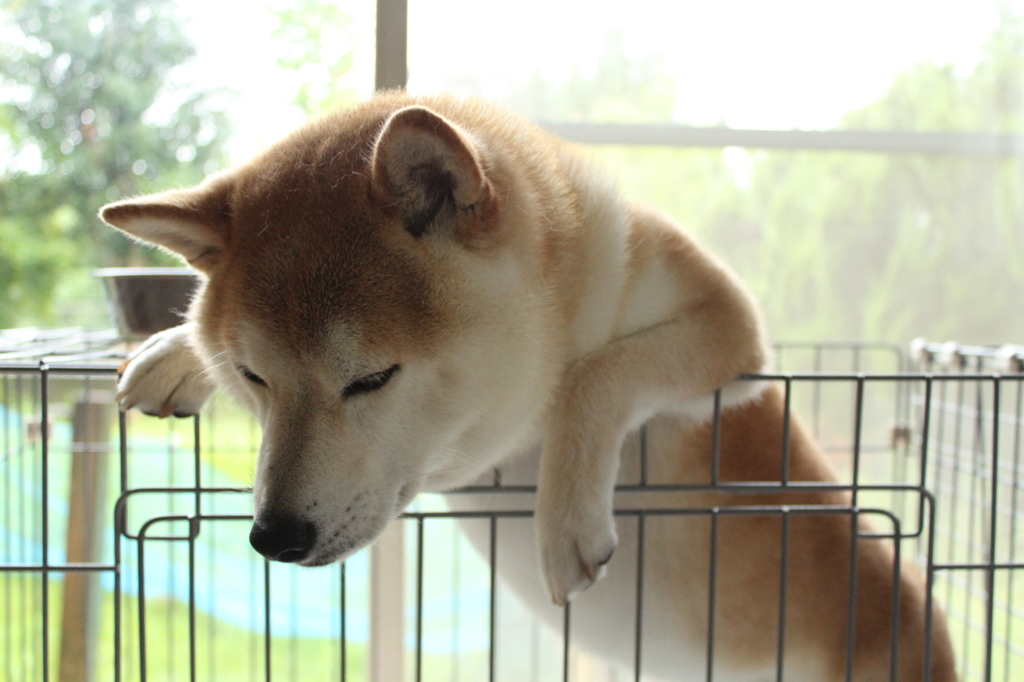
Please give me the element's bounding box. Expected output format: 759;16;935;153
102;92;956;681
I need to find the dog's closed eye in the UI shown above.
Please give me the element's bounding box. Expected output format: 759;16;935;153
239;366;267;387
344;364;400;398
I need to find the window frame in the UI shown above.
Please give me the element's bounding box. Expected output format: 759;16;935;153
374;0;1024;157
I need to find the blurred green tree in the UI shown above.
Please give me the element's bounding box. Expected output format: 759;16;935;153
0;0;231;327
272;0;358;116
504;18;1024;346
741;6;1024;344
507;31;677;123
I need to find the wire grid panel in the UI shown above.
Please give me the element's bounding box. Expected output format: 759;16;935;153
910;342;1024;682
1;335;1022;681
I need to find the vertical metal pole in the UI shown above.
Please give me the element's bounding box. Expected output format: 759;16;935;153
370;520;405;682
264;559;272;682
290;561;299;680
561;602;571;682
781;378;793;484
923;496;938;681
193;398;202;682
844;510;861;682
138;539;148;682
451;522;461;682
711;390;722;485
204;413;216;682
41;365;50;682
889;523;903;682
249;535;258;682
944;379;966;615
1003;380;1022;682
634;514;646;682
20;376;30;680
2;374;10;682
340;563;347;682
192;416;201;511
639;426;649;486
415;518;424;682
916;379;934;536
706;512;719;682
59;395;114;682
114;410;128;682
488;517;497;682
845;378;865;682
249;415;260;682
961;376;984;670
375;0;408;91
188;519;197;682
775;512;791;682
23;375;32;679
166;420;177;682
851;377;865;506
983;379;1001;682
893;354;909;517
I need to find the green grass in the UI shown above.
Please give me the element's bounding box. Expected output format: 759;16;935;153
0;576;370;682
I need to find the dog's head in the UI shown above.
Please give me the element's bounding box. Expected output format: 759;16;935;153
101;97;554;566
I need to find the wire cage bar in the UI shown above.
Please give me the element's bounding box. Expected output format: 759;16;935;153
1;331;1022;681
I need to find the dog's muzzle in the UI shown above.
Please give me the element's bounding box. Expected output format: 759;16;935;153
249;515;317;563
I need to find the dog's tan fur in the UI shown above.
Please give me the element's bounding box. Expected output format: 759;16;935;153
102;92;955;680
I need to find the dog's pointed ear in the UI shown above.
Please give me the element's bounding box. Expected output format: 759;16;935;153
99;175;233;272
370;105;501;240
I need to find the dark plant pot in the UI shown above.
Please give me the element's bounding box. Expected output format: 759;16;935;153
93;268;202;340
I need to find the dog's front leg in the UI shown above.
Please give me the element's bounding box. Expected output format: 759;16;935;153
117;323;216;417
535;326;758;604
535;355;627;605
535;240;769;604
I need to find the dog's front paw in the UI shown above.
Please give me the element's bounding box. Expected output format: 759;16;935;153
536;502;618;606
117;325;215;418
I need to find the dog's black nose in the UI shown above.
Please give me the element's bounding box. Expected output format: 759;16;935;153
249;516;317;563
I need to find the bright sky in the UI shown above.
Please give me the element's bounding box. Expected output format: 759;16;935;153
176;0;1005;163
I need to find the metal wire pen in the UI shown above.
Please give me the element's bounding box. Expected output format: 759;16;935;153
1;331;1022;681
